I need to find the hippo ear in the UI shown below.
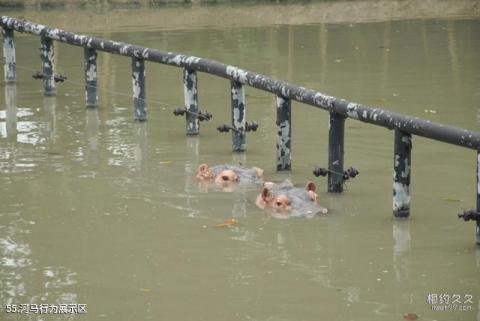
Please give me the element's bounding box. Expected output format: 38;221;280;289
261;187;271;201
254;167;264;179
263;181;275;189
197;163;208;174
306;181;316;192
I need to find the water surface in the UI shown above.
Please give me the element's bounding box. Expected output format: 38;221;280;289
1;5;479;321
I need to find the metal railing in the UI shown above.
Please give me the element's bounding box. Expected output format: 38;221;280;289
1;16;479;244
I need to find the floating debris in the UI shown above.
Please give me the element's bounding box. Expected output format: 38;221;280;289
214;218;237;228
403;313;419;320
441;197;463;202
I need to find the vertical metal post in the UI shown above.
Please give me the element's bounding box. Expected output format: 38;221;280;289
2;27;16;83
328;112;346;192
276;95;291;171
84;47;98;107
183;68;199;135
132;57;146;121
393;129;412;218
40;36;55;96
231;80;246;152
476;150;480;245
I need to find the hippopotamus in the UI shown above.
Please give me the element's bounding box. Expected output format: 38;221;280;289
255;180;328;218
196;163;264;191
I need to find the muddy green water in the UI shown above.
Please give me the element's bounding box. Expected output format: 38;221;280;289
1;6;480;321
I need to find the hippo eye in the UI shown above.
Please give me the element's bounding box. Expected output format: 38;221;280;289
222;175;229;181
276;202;282;207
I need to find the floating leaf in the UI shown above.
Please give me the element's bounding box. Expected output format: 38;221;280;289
140;288;151;293
159;161;172;165
214;218;237;228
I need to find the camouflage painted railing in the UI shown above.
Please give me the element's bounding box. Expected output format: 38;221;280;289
1;16;479;244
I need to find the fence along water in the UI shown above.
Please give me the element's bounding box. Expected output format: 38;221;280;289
1;16;479;244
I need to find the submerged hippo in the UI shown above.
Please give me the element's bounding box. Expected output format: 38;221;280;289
255;180;328;218
196;163;264;191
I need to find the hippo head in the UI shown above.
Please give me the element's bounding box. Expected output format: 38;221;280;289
271;194;292;212
256;181;322;215
214;169;239;185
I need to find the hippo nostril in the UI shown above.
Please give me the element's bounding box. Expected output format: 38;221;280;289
222;175;229;181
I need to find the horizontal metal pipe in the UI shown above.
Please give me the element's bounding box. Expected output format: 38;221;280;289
2;16;480;150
